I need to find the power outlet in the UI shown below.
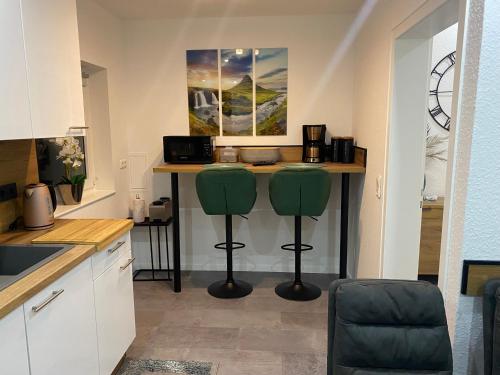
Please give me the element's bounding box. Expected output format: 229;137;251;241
119;159;127;169
0;183;17;202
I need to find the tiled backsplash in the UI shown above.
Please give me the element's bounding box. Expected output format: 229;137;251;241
0;139;39;233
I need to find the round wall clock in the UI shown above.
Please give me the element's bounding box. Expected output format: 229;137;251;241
428;51;456;131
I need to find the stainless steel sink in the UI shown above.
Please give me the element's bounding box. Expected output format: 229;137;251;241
0;244;74;291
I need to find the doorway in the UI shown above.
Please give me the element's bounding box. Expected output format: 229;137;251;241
419;24;458;284
382;0;461;281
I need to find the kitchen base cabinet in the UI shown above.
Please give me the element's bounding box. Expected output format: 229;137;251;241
94;248;136;375
0;306;30;375
24;258;99;375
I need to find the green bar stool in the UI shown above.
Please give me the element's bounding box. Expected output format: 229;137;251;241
196;167;257;298
269;167;331;301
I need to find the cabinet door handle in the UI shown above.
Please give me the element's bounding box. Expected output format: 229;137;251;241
32;289;64;313
120;258;135;271
108;241;125;255
68;126;90;130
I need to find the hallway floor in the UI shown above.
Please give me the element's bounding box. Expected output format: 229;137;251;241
127;271;337;375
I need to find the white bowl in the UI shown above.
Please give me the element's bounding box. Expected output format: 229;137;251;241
239;147;280;163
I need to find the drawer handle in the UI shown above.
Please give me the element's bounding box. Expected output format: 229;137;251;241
32;289;64;313
108;241;126;255
120;258;135;271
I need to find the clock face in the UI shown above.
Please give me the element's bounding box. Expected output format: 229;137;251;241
428;51;456;131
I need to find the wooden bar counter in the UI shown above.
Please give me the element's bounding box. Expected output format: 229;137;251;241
153;146;367;292
153;161;366;174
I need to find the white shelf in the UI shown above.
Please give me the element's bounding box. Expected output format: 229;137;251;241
54;189;115;218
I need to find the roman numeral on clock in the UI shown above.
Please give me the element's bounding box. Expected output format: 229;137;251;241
430;105;443;117
447;53;456;64
444;117;451;130
431;70;444;78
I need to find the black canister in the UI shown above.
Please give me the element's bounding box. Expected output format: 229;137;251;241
331;137;343;162
342;137;354;163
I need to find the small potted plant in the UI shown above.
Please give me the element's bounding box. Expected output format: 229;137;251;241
53;137;86;205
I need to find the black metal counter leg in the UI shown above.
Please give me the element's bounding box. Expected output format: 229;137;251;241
148;225;155;281
171;173;181;292
165;225;171;280
157;226;162;271
340;173;350;279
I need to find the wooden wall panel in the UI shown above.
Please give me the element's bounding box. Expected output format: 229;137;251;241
462;261;500;296
418;198;444;275
0;139;39;233
214;145;303;162
214;145;368;165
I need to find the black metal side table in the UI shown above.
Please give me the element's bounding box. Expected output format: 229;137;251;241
129;217;173;281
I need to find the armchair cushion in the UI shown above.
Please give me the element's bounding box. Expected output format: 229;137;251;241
328;279;453;375
484;279;500;375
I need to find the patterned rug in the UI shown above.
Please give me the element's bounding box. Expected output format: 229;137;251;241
117;359;213;375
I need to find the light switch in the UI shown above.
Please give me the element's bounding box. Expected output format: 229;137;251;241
376;175;382;199
119;159;127;169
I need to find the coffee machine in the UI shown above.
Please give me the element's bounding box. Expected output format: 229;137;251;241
302;125;326;163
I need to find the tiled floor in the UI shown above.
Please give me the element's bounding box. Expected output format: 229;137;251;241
127;271;337;375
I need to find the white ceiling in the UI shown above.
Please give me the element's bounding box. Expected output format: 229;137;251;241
91;0;365;19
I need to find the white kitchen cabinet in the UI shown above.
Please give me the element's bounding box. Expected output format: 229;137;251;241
94;248;136;375
0;306;30;375
92;233;132;280
0;0;32;140
24;258;99;375
20;0;85;138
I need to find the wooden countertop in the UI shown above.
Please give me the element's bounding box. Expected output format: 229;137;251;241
32;219;134;250
0;219;133;319
153;161;366;174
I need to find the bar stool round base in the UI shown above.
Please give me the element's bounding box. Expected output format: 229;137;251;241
275;281;321;301
207;280;253;299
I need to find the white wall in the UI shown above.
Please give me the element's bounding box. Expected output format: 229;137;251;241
123;14;358;273
425;23;458;197
383;36;431;280
440;0;500;372
64;0;129;219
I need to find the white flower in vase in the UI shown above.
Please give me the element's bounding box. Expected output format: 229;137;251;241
51;136;86;186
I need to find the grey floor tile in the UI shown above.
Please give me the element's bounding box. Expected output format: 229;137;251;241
128;272;331;373
238;327;323;354
150;326;240;350
281;312;328;330
282;353;327;375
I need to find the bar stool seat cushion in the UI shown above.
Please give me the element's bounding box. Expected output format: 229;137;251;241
196;168;257;216
269;169;331;216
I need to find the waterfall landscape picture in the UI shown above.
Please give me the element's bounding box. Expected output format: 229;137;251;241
221;49;254;136
186;50;220;135
256;48;288;136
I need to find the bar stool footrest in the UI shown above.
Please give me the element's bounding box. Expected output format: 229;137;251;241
280;243;313;252
214;242;245;250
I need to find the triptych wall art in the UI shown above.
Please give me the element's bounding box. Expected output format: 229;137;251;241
186;48;288;136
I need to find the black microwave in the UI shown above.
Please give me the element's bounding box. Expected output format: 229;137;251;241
163;136;215;164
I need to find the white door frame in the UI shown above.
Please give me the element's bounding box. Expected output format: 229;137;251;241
381;0;462;279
